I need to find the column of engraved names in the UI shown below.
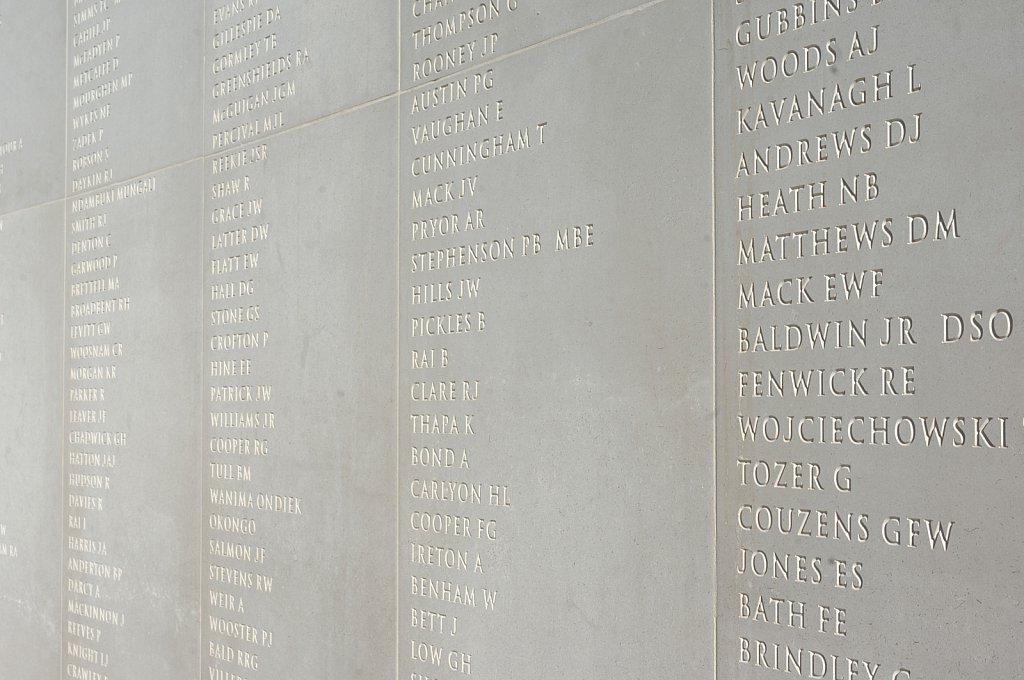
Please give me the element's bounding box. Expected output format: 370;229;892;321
205;3;308;677
66;179;158;677
405;1;607;676
63;1;137;673
728;3;970;679
209;0;310;153
405;3;521;677
205;155;277;680
69;0;127;194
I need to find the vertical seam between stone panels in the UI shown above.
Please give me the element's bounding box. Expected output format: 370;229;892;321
395;2;402;678
61;0;71;674
710;3;719;679
200;5;208;679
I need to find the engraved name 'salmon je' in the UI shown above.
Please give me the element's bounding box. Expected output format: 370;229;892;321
204;0;321;676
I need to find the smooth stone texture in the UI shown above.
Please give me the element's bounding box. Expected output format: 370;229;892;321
67;0;202;197
4;3;1024;678
0;202;63;678
202;101;398;678
204;0;398;154
63;161;203;678
399;1;714;677
0;0;65;212
715;2;1024;678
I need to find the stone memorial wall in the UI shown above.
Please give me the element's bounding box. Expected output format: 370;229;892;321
0;1;1020;678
